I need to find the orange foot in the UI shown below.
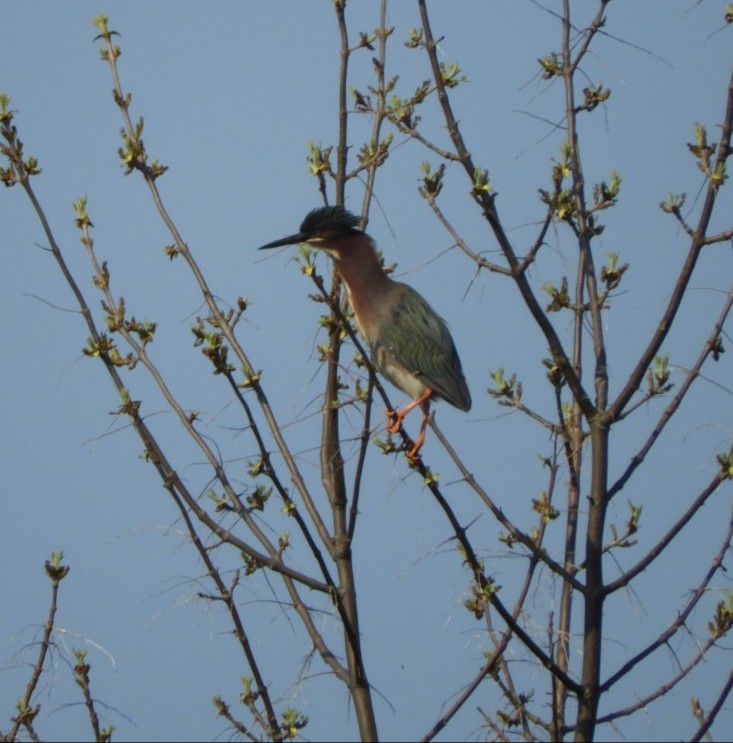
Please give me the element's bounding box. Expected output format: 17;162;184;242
386;388;434;460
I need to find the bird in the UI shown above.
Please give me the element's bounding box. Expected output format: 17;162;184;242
258;205;471;460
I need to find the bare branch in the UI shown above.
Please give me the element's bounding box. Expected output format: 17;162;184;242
602;503;733;689
608;285;733;501
690;671;733;743
608;66;733;422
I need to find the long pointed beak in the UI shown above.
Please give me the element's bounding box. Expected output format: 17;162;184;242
257;232;307;250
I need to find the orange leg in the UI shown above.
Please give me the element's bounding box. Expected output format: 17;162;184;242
386;388;434;459
406;398;432;461
386;387;433;434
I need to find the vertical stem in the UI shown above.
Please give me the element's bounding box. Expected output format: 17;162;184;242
554;408;582;735
360;0;388;221
561;3;610;739
555;226;588;735
323;4;378;740
575;422;608;742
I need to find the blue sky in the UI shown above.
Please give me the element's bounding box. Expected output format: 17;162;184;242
1;2;732;741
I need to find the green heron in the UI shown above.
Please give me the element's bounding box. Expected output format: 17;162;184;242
258;205;471;460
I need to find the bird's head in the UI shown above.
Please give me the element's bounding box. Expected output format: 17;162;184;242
257;206;362;256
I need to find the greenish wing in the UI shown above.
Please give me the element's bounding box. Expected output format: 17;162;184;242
380;285;471;411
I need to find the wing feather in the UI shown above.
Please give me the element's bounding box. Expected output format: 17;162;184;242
373;284;471;411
